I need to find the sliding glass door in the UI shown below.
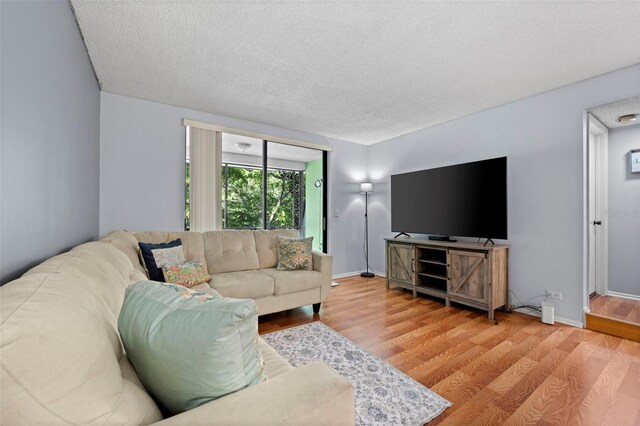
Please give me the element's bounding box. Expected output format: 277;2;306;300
187;134;326;251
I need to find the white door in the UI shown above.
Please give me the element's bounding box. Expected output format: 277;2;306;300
587;114;609;296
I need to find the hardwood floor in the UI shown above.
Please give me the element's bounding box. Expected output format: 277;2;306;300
259;276;640;425
590;294;640;324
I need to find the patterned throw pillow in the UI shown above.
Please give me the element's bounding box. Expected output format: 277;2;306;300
138;239;185;281
162;260;210;288
276;236;314;271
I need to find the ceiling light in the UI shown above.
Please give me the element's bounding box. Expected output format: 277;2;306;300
235;142;251;153
616;114;638;124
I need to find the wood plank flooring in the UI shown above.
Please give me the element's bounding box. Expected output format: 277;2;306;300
590;294;640;324
259;276;640;425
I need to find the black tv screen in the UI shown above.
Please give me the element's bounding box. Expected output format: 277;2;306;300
391;157;507;239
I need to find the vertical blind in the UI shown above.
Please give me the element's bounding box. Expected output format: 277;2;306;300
188;126;222;231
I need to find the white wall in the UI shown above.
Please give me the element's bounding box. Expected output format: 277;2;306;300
1;1;100;284
367;64;640;324
99;92;367;275
608;124;640;297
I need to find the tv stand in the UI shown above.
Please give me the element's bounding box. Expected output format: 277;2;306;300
428;235;457;242
385;238;509;322
394;232;411;239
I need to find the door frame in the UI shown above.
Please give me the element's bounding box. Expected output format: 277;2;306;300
584;113;609;312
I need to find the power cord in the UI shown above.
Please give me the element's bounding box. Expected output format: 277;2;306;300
508;290;544;314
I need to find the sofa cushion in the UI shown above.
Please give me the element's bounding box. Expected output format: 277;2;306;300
276;236;314;271
118;281;266;415
204;230;260;274
138;238;184;281
262;268;323;295
209;270;275;299
101;230;148;276
0;246;163;425
24;242;135;317
190;282;223;298
254;229;299;269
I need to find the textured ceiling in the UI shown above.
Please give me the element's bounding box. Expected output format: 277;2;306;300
589;96;640;129
71;1;640;145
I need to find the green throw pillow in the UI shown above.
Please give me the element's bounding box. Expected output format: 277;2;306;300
276;236;314;271
118;281;266;415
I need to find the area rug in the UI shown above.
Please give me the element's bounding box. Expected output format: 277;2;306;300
261;321;452;425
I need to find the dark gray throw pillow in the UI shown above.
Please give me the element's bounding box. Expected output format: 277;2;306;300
138;238;184;281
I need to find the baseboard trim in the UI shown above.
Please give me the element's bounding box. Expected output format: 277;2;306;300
513;308;584;328
332;271;387;279
605;291;640;301
332;271;362;279
555;316;584;328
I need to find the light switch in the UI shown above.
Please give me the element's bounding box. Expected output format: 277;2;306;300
334;209;341;217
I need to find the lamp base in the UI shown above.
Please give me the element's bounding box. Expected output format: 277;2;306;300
360;272;375;278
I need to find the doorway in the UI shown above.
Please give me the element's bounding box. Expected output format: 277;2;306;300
584;96;640;342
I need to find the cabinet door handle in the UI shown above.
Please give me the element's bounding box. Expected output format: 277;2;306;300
411;261;415;273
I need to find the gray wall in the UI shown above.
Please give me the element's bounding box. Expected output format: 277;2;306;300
608;124;640;296
0;1;100;284
326;140;369;276
99;92;366;275
367;65;640;324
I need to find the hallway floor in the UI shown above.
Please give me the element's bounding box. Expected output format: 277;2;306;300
590;294;640;324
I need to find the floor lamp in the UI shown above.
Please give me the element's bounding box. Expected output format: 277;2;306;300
360;182;374;278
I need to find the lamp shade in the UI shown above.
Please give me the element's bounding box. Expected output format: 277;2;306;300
360;182;373;193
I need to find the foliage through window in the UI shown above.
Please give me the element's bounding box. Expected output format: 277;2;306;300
223;164;303;229
185;162;303;231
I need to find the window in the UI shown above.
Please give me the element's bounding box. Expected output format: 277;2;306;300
221;164;304;230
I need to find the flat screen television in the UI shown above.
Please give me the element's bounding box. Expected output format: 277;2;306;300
391;157;507;240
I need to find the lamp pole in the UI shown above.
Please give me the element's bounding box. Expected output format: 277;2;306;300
361;183;374;278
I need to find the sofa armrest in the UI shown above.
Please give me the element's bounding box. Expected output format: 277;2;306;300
153;361;354;425
312;251;332;279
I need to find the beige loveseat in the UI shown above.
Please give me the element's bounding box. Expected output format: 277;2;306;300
102;229;333;315
0;232;354;425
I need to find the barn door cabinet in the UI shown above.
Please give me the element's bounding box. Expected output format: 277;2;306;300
385;238;509;321
386;243;416;294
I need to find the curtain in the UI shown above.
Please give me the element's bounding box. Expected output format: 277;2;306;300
189;126;222;231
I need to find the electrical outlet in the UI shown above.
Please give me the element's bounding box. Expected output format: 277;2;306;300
546;290;562;300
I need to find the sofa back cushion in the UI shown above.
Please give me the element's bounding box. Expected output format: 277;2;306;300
204;230;260;274
0;242;162;425
105;229;301;276
254;229;299;269
101;230;148;276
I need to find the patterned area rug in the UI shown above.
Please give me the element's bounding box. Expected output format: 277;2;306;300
261;321;451;425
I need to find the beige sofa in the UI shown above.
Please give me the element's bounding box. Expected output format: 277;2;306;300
102;229;333;315
0;232;354;425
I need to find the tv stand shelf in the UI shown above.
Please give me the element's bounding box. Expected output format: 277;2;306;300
385;238;509;322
